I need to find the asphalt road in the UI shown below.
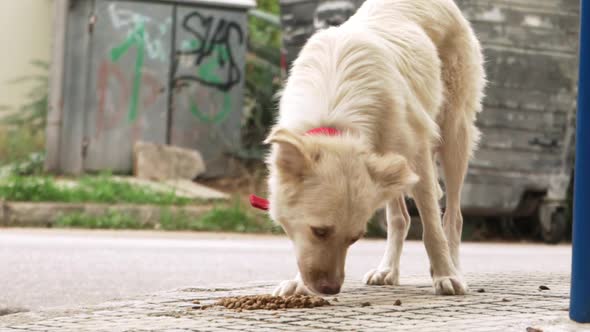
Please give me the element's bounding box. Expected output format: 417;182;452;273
0;228;571;311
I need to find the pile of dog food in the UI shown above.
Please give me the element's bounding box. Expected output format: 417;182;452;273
213;294;331;311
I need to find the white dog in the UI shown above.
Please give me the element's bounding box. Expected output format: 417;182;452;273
262;0;485;296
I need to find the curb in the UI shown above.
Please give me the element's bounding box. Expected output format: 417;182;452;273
0;201;213;228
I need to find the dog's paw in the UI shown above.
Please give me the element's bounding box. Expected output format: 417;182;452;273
363;268;399;286
272;279;311;296
433;275;468;295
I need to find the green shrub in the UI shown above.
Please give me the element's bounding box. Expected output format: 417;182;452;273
0;60;49;166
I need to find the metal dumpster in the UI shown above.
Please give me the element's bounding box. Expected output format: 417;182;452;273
50;0;255;177
278;0;580;243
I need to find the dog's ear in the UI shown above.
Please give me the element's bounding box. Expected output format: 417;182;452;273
366;153;419;192
265;128;311;179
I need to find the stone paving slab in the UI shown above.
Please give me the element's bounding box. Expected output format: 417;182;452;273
1;273;588;332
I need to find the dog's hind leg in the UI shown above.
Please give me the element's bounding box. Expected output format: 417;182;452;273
437;29;485;272
439;118;477;272
363;195;410;286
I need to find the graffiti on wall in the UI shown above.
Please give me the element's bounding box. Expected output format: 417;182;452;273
174;11;244;124
96;62;163;138
95;4;168;139
108;3;172;62
95;4;245;142
110;20;146;122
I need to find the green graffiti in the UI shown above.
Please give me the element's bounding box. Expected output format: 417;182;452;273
110;21;145;122
181;38;200;51
187;42;233;124
189;92;231;124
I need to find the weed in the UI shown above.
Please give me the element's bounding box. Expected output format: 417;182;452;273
0;127;45;166
53;202;280;234
0;175;194;205
76;176;194;205
194;202;266;232
55;211;149;230
161;200;279;233
0;60;49;133
159;208;195;231
2;152;45;176
0;60;48;166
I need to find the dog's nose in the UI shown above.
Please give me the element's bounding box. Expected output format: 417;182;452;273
317;281;341;295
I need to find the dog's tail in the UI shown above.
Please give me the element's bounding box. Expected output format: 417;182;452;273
418;0;487;157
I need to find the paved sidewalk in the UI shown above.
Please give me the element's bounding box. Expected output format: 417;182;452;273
1;272;587;332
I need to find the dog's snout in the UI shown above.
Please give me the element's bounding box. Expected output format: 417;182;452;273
317;280;341;295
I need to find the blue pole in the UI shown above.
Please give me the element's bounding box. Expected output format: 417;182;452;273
571;0;590;323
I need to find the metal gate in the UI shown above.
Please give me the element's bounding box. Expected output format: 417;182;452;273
54;0;254;177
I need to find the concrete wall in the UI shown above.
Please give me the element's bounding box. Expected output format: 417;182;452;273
0;0;53;109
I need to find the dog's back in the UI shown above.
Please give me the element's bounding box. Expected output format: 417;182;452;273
279;0;485;157
350;0;486;150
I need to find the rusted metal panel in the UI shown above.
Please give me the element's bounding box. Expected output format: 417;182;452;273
162;0;256;9
479;127;564;153
459;1;579;53
170;5;248;177
460;0;580;206
471;148;563;173
280;0;364;64
477;108;567;132
59;0;95;174
83;0;172;172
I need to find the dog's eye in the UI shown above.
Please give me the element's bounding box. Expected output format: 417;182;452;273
311;226;331;239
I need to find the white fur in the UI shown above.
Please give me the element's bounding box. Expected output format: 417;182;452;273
267;0;486;296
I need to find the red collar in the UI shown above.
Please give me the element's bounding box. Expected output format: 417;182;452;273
305;127;341;136
249;127;341;211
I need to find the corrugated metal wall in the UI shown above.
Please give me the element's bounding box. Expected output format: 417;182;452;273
57;0;250;177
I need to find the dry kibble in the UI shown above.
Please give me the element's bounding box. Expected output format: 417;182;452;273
210;294;331;311
502;298;511;302
394;299;402;306
477;288;485;293
361;302;371;307
539;285;550;291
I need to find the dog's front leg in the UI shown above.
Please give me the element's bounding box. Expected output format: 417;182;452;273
364;196;410;285
273;273;312;296
412;153;468;295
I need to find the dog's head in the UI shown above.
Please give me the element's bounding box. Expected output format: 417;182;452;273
265;128;418;294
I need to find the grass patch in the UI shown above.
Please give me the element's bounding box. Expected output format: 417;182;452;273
0;175;194;205
55;211;149;230
160;201;279;233
54;201;281;233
